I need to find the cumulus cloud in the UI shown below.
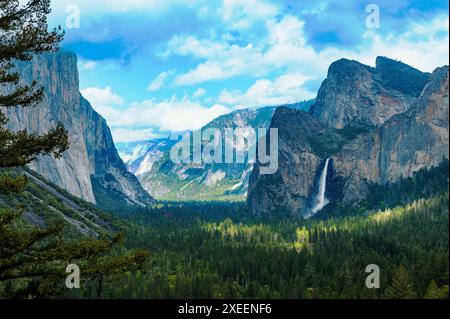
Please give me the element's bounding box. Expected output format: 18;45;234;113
78;59;98;71
111;128;160;143
107;97;230;132
167;15;329;86
82;86;231;140
193;88;206;99
219;73;316;108
164;14;449;87
81;86;124;105
147;69;175;91
357;15;449;72
80;86;125;121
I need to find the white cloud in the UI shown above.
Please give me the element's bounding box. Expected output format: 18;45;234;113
193;88;206;99
147;70;175;91
81;86;231;141
81;86;124;105
357;16;449;72
81;86;125;121
307;15;449;73
78;59;98;71
111;128;160;143
109;97;230;132
164;36;228;59
221;0;280;30
167;15;322;86
163;14;449;88
219;73;315;108
300;2;328;15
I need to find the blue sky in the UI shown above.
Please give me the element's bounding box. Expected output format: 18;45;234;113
47;0;449;142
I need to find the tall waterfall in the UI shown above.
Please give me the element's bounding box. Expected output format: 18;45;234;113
311;158;330;214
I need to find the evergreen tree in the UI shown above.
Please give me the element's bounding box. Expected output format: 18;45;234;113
384;265;416;299
424;280;448;299
0;0;68;171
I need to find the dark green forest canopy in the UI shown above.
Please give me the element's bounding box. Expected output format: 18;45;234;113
74;193;448;299
75;162;448;299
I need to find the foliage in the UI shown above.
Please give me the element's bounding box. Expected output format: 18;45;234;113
94;193;448;299
384;265;416;299
318;159;449;218
0;0;68;167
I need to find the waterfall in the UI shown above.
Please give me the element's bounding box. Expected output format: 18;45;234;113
311;158;330;215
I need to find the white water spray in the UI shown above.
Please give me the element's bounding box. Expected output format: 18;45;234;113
311;158;330;214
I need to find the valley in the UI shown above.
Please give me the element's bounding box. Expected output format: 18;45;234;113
0;10;448;299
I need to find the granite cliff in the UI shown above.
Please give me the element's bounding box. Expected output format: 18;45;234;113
1;51;154;208
247;57;448;216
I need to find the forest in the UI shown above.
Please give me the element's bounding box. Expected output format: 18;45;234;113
2;164;448;298
71;162;449;299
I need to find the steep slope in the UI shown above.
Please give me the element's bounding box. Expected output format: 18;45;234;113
140;107;276;201
309;57;430;129
247;57;448;216
0;168;118;238
332;65;449;202
116;138;176;179
247;108;350;215
1;51;154;208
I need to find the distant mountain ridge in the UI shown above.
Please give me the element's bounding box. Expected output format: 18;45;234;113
116;138;176;179
120;107;275;201
1;51;154;209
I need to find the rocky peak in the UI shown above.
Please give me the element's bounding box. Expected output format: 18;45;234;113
247;58;448;216
309;56;428;129
327;58;373;80
331;65;448;203
375;56;431;97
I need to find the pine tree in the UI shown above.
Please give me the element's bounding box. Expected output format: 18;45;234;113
384;265;416;299
0;0;68;172
424;280;449;299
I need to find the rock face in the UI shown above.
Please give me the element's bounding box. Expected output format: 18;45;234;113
1;51;154;207
309;57;430;129
116;138;176;179
332;66;449;202
139;107;276;201
247;108;348;215
247;57;448;216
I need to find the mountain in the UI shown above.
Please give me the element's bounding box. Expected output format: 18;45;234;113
138;107;276;201
0;168;117;238
116;138;176;179
332;65;449;203
247;108;351;214
247;57;448;216
1;51;154;209
309;57;430;129
282;99;316;111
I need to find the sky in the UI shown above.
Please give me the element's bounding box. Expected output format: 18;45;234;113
46;0;449;143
